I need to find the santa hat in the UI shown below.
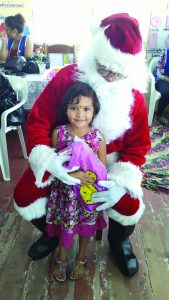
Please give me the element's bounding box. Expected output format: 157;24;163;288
89;13;145;77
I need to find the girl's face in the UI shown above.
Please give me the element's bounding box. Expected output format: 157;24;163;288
66;96;94;129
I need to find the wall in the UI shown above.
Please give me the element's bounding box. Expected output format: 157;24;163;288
0;0;32;22
30;0;169;50
32;0;92;44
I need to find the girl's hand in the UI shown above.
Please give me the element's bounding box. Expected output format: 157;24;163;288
70;171;95;185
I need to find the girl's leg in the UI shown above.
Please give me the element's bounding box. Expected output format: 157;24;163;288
69;236;89;280
54;242;67;282
58;243;67;262
77;236;89;261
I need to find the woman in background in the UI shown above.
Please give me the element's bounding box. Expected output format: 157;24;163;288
0;13;33;61
155;48;169;125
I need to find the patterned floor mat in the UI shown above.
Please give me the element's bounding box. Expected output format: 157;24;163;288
142;120;169;194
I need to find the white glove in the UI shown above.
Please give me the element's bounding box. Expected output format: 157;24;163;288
92;180;126;211
46;155;80;185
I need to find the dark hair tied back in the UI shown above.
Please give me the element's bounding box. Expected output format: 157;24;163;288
5;13;25;33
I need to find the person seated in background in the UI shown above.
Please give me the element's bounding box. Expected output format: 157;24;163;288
155;48;169;125
0;13;33;62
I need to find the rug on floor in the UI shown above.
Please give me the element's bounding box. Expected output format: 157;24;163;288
142;120;169;194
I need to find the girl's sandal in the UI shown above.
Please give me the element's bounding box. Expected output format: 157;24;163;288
69;258;87;280
53;260;67;282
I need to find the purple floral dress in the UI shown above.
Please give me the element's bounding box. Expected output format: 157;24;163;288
46;125;106;248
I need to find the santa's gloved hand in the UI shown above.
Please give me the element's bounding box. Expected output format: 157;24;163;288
92;180;126;211
47;155;80;185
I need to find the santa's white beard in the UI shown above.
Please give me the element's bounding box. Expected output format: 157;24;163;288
93;79;134;142
77;70;134;143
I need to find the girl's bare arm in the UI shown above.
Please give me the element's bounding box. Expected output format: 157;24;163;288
51;128;58;147
98;136;107;166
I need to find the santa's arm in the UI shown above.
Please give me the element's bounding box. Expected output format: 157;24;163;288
107;90;151;199
25;65;76;187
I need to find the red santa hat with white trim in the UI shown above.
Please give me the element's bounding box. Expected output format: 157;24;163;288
100;13;142;54
92;13;145;74
79;13;146;85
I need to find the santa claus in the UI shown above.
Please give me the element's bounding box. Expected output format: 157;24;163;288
13;13;151;277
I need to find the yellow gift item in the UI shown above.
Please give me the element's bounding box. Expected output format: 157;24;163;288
55;67;61;72
79;171;98;205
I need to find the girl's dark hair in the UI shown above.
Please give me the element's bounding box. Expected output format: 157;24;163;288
5;14;25;33
58;82;100;124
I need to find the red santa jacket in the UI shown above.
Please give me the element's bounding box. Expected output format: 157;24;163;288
13;64;151;225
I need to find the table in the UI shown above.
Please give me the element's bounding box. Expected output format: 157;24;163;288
0;67;56;110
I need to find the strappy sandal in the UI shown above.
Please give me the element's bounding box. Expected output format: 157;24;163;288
53;260;67;282
69;258;87;280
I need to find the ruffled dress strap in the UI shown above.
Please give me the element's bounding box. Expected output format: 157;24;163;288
83;127;102;154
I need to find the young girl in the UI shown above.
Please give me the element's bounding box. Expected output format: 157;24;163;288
46;82;107;282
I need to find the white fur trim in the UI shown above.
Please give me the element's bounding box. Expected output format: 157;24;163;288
106;197;145;225
28;145;55;187
14;197;47;221
92;27;146;76
108;161;143;199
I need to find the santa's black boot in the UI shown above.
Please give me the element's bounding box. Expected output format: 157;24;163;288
108;219;138;277
27;216;59;261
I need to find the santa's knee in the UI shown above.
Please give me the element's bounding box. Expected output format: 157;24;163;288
13;167;50;221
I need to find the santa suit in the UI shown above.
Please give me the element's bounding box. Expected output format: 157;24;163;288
13;64;151;226
13;13;151;277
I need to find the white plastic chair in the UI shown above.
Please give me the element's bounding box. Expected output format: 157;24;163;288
148;57;161;125
0;75;28;181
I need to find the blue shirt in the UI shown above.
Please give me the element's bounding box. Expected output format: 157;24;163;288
7;35;27;57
